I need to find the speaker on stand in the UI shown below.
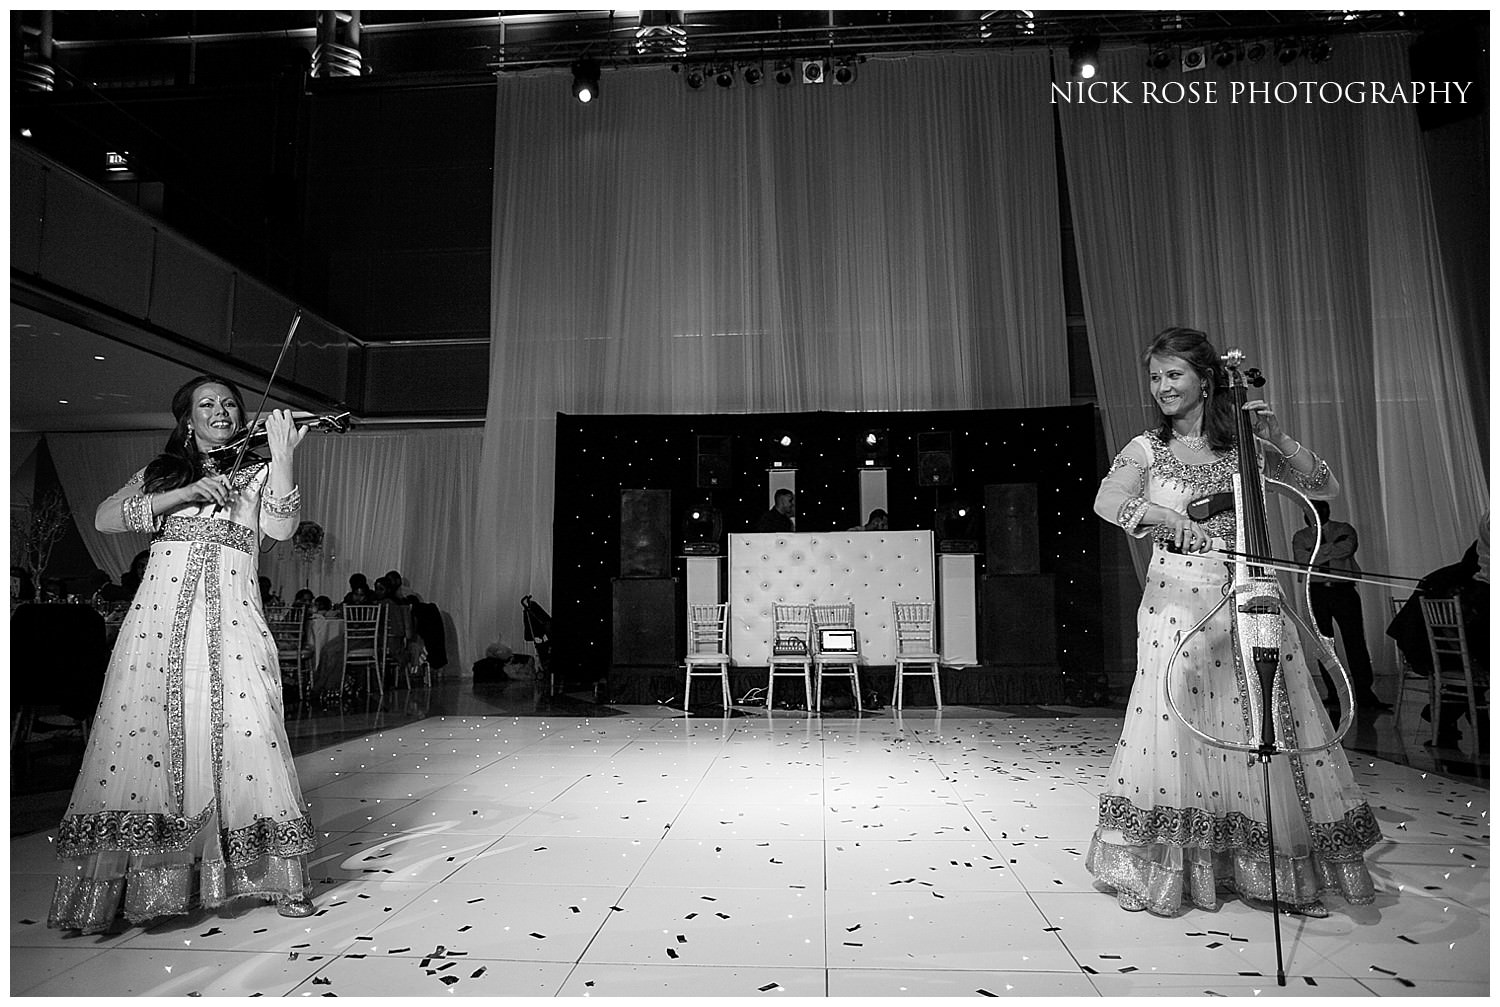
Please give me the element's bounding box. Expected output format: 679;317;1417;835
615;489;678;668
980;483;1056;665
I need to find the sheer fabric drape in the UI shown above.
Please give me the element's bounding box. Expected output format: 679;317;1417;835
48;428;482;671
1057;36;1487;635
474;51;1069;650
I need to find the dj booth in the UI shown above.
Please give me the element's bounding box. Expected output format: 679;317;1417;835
728;531;935;665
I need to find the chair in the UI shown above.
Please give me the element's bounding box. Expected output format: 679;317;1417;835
812;602;862;713
893;601;942;709
767;603;814;711
1390;596;1422;735
265;604;314;700
684;603;731;711
341;604;385;698
1420;597;1487;749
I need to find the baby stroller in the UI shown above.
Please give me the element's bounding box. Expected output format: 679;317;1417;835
522;595;554;695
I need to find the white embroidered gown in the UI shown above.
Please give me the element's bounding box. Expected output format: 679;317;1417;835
50;461;315;933
1087;431;1380;914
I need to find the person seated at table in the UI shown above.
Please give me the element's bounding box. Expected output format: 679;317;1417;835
292;588;315;608
314;595;332;613
258;575;282;608
343;572;373;607
384;569;422;604
848;508;889;532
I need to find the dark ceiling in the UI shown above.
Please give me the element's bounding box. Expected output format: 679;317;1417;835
15;9;1484;87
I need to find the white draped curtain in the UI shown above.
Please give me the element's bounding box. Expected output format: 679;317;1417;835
48;428;483;672
471;51;1070;655
1057;36;1488;645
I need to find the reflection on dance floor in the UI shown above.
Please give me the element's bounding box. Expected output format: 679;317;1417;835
10;689;1489;997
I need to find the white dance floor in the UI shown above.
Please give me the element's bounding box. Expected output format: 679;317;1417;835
10;710;1489;997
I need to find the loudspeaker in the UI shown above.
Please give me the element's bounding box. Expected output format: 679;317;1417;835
620;489;671;578
696;435;733;488
984;483;1040;575
917;431;954;486
982;575;1055;664
612;577;678;666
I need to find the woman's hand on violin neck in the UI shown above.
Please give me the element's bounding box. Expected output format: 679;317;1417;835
1167;511;1214;553
264;409;308;459
1242;398;1287;443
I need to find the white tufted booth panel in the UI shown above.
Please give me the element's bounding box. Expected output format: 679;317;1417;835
728;532;935;665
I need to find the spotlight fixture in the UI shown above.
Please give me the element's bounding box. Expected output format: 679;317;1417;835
1308;38;1333;63
714;63;735;88
1068;36;1100;80
1147;45;1173;70
1276;39;1300;65
105;150;132;173
1180;45;1206;71
571;58;600;103
1245;41;1268;62
742;61;764;86
797;58;826;84
832;55;857;85
856;429;890;468
768;430;798;468
1212;42;1237;67
684;64;706;90
773;59;794;85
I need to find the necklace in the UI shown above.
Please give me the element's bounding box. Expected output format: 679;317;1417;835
1174;431;1211;452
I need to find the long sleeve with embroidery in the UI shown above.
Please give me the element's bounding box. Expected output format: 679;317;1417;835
1094;438;1154;538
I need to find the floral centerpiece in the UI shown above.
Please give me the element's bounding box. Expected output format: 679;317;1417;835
292;521;324;563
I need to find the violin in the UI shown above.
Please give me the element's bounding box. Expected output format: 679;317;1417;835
1162;349;1352;756
205;411;352;467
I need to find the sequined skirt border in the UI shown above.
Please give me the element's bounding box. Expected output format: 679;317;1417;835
1087;832;1377;917
48;852;311;935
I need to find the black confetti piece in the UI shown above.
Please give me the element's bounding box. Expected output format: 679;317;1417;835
388;947;411;954
716;913;730;919
253;929;269;934
458;925;472;932
1398;935;1418;944
346;955;365;960
1081;966;1097;974
439;976;460;986
467;898;485;904
1370;965;1398;976
1119;967;1137;973
666;948;679;959
471;967;486;979
1042;927;1060;932
846;924;862;932
529;933;547;939
570;906;581;913
1099;954;1121;959
976;989;998;997
1398;978;1416;988
198;926;223;937
294;942;314;948
437;962;456;971
1206;942;1223;949
419;959;431;968
676;935;688;943
843;942;863;947
312;978;332;986
758;983;780;992
1303;978;1318;986
610;906;624;912
1237;971;1261;977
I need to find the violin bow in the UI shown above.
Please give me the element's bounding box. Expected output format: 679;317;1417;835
1199;545;1426;590
224;309;303;487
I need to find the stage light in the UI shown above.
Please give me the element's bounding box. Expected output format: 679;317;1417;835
1308;38;1333;63
714;63;735;88
832;55;857;85
1181;45;1206;71
1212;42;1237;67
769;430;798;468
1068;37;1100;80
774;59;794;85
856;429;889;468
1276;39;1300;65
798;58;826;84
1147;45;1173;70
571;58;600;103
743;61;764;86
1245;41;1268;62
684;64;706;90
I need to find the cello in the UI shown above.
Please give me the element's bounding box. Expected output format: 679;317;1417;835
1160;347;1355;986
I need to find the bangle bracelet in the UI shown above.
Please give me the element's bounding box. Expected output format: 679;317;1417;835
1285;441;1307;463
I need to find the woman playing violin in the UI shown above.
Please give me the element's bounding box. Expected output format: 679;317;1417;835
50;374;318;933
1087;327;1381;918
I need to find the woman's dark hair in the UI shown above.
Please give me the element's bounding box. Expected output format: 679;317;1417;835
1142;327;1237;451
142;374;248;493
